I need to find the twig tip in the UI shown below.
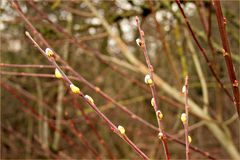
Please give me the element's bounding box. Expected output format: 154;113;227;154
25;31;30;37
135;16;139;22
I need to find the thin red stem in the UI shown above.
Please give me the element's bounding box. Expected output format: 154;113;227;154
183;76;190;160
175;0;234;107
212;0;240;117
136;16;170;160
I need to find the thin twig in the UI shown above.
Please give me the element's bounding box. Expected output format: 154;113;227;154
182;76;190;160
212;0;240;117
175;0;234;106
136;16;170;160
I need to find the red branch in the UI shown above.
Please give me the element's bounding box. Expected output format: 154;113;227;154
175;0;235;109
212;0;240;117
183;76;190;160
136;16;170;160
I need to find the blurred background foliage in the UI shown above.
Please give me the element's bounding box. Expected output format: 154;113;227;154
1;0;239;159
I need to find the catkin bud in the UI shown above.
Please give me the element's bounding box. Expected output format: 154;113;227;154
45;48;54;57
118;125;125;135
188;135;192;144
55;68;62;79
156;110;163;120
136;38;144;47
70;84;80;94
25;31;30;37
181;113;187;123
151;98;155;107
158;132;164;140
84;95;94;104
182;85;186;93
144;74;153;85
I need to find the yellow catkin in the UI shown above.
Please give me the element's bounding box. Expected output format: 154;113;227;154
158;132;164;140
118;125;125;134
181;113;187;123
188;135;192;144
144;74;153;85
45;48;54;57
182;85;186;93
156;110;163;120
159;113;163;120
55;68;62;78
84;95;94;104
151;98;155;107
136;38;143;47
25;31;30;37
70;84;80;94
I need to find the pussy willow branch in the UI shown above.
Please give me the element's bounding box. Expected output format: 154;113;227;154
23;0;161;132
175;0;234;107
28;0;155;128
183;76;190;160
25;31;149;159
26;0;213;120
26;0;186;116
136;16;170;160
11;1;217;158
212;0;240;117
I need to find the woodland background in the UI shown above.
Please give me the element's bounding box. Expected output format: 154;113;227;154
1;0;240;159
